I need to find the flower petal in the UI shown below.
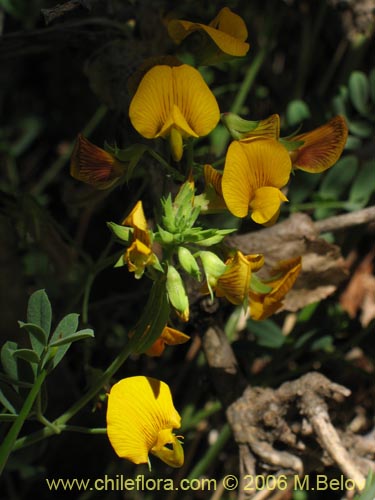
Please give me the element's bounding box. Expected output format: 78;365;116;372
129;65;174;139
291;115;348;173
129;65;219;141
249;256;302;320
221;141;255;217
146;326;190;357
106;376;181;465
216;251;253;305
172;65;220;136
250;186;288;225
70;134;123;189
222;138;292;219
204;164;223;196
168;8;249;57
122;200;148;231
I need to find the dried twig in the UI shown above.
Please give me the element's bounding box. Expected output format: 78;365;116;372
314;205;375;233
200;325;374;495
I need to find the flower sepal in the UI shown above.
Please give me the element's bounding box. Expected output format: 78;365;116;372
178;247;201;280
222;113;280;140
106;222;132;243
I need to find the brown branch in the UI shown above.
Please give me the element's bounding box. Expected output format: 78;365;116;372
41;0;91;25
314;205;375;233
200;323;373;493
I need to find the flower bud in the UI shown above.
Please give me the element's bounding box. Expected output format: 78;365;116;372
199;251;227;288
178;247;201;280
166;266;189;322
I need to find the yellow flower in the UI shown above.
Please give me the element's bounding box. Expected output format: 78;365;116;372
70;134;124;189
214;251;265;305
107;376;184;467
122;201;155;279
200;250;264;305
249;256;302;320
222;138;292;225
145;326;190;357
129;64;219;161
168;7;249;63
288;115;348;173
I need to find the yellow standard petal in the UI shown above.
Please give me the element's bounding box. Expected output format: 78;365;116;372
106;376;183;467
70;134;124;189
290;115;348;173
168;7;249;57
215;251;263;305
222;138;292;222
129;65;219;161
145;326;190;357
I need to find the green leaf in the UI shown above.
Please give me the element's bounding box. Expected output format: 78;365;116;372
247;319;285;348
348;120;373;138
319;155;358;200
369;69;375;105
12;349;40;365
349;160;375;208
48;313;80;369
131;279;171;354
27;289;52;355
286;100;311;127
354;471;375;500
345;135;362;150
49;329;94;347
106;222;131;242
1;341;19;381
349;71;369;115
0;385;19;414
18;322;47;347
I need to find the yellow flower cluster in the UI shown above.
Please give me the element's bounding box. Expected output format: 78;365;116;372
68;7;349;471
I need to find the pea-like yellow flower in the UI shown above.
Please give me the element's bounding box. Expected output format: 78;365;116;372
249;256;302;320
70;134;124;189
289;115;348;173
214;251;265;305
129;64;220;161
122;201;156;279
145;326;190;357
222;138;292;225
200;250;264;305
107;376;184;467
168;7;249;62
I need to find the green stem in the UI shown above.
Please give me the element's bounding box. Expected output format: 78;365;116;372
230;45;268;115
187;423;231;480
180;401;221;432
0;369;47;475
32;105;108;196
55;338;133;427
13;426;106;451
185;139;194;176
147;149;185;181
